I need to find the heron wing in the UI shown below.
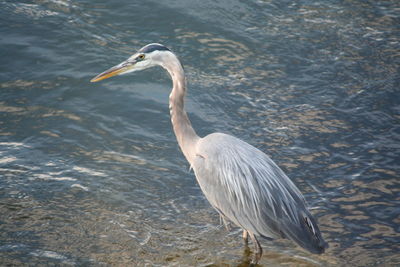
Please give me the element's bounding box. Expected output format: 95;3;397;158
192;132;307;239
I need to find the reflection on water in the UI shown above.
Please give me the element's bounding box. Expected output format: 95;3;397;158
1;0;399;266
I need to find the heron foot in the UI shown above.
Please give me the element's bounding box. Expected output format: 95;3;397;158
249;232;262;265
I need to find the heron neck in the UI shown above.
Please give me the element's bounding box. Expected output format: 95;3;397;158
163;57;200;164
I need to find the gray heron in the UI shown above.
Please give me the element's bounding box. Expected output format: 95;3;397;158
91;43;328;264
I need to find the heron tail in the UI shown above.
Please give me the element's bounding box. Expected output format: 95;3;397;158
282;210;328;254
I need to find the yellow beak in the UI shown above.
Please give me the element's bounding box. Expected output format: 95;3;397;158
90;62;132;82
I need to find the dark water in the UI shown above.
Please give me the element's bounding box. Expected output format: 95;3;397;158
1;0;399;266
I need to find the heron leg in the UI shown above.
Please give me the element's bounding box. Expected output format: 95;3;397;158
242;229;249;244
219;214;231;231
249;232;262;265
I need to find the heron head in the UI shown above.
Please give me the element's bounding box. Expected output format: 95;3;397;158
90;43;172;82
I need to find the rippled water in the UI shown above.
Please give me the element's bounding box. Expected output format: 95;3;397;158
1;0;399;266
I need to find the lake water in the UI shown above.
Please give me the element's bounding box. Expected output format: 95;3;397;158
1;0;399;266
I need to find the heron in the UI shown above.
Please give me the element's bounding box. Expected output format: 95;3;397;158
91;43;328;264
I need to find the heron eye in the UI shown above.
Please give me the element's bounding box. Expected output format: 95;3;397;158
138;54;145;60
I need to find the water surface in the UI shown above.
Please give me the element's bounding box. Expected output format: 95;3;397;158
1;0;399;266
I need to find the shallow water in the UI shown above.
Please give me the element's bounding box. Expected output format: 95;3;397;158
1;0;399;266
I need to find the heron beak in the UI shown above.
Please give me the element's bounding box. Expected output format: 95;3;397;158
90;60;134;82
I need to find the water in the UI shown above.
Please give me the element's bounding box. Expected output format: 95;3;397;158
1;0;399;266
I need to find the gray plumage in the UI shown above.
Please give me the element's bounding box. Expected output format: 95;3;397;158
193;133;326;254
91;43;328;264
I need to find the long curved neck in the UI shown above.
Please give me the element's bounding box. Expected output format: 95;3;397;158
161;54;200;164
